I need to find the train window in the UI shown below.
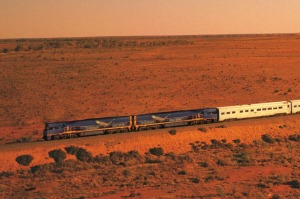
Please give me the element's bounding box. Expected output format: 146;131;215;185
268;108;272;110
294;105;297;108
273;107;277;109
221;112;225;115
262;108;266;111
251;109;254;112
257;109;261;111
240;110;243;113
245;110;249;112
279;107;283;109
232;111;236;114
298;105;300;107
227;112;230;114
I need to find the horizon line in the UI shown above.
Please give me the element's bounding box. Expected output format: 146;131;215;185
1;32;300;41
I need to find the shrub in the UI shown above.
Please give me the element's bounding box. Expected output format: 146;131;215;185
233;152;251;166
109;151;126;165
178;170;187;175
2;48;9;53
30;165;43;174
288;134;300;142
149;147;164;156
108;150;144;166
221;139;227;143
169;129;177;135
48;149;66;163
76;148;92;162
14;45;21;51
217;158;230;166
233;139;241;144
210;139;223;148
189;178;200;183
15;154;33;166
261;134;275;143
198;162;209;168
65;145;80;155
285;180;300;188
198;127;207;132
16;137;31;143
0;171;14;178
271;194;280;199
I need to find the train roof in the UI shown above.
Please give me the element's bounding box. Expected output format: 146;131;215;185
217;101;290;109
44;107;218;125
45;115;131;125
134;108;217;117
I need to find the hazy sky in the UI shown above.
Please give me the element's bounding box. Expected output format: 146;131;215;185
1;0;300;39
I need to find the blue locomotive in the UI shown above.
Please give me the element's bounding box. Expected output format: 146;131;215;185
43;108;218;140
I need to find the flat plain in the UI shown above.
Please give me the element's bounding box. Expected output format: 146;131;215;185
0;34;300;198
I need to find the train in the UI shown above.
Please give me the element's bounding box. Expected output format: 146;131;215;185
43;100;300;140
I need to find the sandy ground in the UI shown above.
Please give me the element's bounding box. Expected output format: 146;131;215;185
0;113;299;172
1;34;300;198
1;34;300;143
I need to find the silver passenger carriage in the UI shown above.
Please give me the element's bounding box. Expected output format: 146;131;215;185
217;101;291;121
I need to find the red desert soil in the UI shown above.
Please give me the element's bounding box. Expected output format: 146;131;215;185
0;113;299;172
1;34;300;143
0;34;300;198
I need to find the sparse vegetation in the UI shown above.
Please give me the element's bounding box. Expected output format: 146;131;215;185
1;135;300;198
1;35;300;198
233;151;251;166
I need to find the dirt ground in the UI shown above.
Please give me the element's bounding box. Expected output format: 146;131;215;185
1;34;300;198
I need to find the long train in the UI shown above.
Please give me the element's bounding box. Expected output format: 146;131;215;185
43;100;300;140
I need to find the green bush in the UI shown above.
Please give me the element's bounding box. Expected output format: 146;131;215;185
233;139;241;144
14;45;21;51
15;154;33;166
65;145;80;155
0;171;14;178
233;152;251;166
189;178;200;183
76;148;92;162
288;134;300;142
2;48;9;53
178;170;186;175
149;147;164;156
285;180;300;188
198;127;207;132
48;149;66;163
261;134;275;143
169;129;177;135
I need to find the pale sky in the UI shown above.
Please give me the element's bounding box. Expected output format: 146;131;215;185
0;0;300;39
